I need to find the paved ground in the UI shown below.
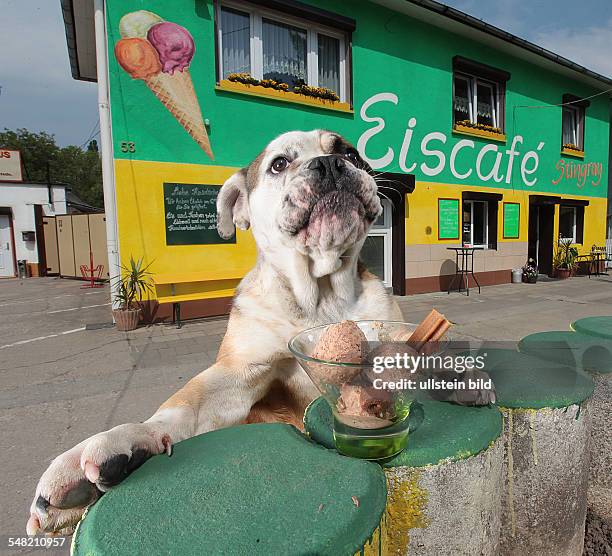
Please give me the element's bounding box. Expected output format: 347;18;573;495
1;274;611;553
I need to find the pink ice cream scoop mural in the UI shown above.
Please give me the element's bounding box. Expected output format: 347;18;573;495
147;22;195;74
115;11;213;160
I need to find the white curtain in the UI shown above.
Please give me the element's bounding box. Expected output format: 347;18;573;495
262;19;307;87
221;8;250;78
562;107;577;145
318;34;340;94
453;76;471;117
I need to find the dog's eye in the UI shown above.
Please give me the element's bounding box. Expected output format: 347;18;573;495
345;151;359;165
270;157;289;174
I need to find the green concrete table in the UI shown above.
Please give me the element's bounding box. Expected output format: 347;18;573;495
72;424;387;556
518;330;612;373
572;316;612;340
480;348;594;555
305;397;504;556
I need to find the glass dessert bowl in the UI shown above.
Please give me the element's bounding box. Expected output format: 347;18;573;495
290;318;450;460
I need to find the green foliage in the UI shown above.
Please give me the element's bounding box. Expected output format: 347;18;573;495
0;128;103;208
553;238;579;270
113;257;155;310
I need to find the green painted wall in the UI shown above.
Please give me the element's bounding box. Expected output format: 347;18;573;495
106;0;609;198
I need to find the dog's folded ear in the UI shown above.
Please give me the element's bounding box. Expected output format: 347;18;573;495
217;169;250;239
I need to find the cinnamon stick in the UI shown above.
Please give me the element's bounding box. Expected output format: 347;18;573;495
407;309;451;351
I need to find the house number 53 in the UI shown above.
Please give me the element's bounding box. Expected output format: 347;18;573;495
120;141;136;153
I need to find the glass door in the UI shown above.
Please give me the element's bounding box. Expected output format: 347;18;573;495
360;199;392;288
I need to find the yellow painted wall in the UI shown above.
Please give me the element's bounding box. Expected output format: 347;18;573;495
114;159;256;299
407;180;607;253
115;160;607;300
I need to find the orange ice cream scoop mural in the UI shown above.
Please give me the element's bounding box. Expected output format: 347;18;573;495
115;11;214;160
114;38;161;79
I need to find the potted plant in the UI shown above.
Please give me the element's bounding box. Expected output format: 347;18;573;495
112;257;154;331
522;258;538;283
553;238;578;279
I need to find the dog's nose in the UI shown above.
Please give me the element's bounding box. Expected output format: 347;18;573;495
308;155;346;186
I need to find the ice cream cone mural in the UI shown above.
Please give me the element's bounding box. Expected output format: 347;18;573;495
115;11;214;160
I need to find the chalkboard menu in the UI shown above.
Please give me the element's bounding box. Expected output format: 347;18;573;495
503;203;520;239
438;198;460;240
163;182;235;245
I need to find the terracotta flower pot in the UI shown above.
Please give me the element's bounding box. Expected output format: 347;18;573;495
113;308;141;331
555;268;571;280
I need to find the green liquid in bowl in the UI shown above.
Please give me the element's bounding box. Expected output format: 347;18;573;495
332;407;411;460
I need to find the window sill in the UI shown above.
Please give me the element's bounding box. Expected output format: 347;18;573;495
452;124;506;143
561;148;584;159
215;80;353;114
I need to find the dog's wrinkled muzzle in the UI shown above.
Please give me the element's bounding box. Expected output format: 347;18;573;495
278;155;381;249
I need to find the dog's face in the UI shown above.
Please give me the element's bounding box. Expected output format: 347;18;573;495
217;130;381;276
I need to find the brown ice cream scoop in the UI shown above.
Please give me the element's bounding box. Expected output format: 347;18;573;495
311;320;367;384
336;384;395;428
365;342;419;364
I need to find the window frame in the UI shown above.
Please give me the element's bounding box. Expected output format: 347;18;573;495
558;205;577;243
561;104;585;151
453;71;502;130
452;57;509;134
217;0;349;102
463;199;489;249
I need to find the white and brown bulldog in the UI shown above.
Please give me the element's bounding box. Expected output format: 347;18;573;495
27;130;489;535
27;129;398;535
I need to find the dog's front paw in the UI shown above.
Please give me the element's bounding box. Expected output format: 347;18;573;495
449;369;496;406
27;423;171;535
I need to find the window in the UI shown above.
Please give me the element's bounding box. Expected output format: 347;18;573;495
454;74;502;130
562;105;584;151
220;7;251;76
217;1;349;101
463;200;489;247
452;57;509;133
559;205;577;242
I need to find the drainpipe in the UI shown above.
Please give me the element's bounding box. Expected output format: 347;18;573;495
93;0;121;308
46;162;53;206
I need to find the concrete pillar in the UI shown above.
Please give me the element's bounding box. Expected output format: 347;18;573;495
487;347;595;555
305;397;504;556
587;372;612;524
569;318;612;525
520;327;612;525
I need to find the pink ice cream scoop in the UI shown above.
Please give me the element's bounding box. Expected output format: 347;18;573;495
147;22;195;74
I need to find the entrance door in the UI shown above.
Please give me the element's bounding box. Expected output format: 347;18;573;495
360;199;393;288
528;204;554;276
0;214;16;277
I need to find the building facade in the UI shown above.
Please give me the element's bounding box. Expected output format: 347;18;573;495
63;0;610;317
0;181;68;278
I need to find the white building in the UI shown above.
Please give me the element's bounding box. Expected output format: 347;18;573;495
0;182;68;277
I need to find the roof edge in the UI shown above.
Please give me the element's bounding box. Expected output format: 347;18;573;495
61;0;97;82
404;0;612;90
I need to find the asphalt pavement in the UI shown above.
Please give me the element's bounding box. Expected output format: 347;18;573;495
1;273;611;554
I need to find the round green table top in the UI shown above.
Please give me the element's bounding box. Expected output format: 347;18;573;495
572;316;612;340
519;331;612;374
72;424;387;556
304;397;502;468
478;348;596;408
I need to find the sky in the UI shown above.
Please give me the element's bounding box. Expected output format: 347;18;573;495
1;0;612;148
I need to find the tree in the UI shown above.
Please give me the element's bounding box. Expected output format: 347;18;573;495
0;128;104;208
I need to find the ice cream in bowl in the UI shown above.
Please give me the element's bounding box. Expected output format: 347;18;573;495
289;311;451;460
